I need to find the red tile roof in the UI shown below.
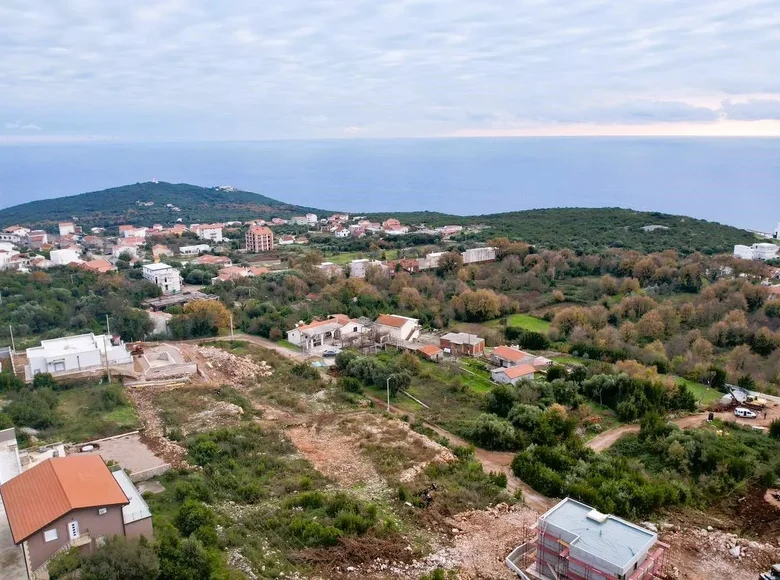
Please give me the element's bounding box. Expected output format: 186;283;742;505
492;345;532;362
496;364;536;379
81;259;115;273
418;344;442;358
0;456;129;544
376;314;409;328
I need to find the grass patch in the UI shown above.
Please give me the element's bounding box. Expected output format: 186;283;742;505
277;339;302;352
551;355;590;366
488;313;551;333
676;377;722;405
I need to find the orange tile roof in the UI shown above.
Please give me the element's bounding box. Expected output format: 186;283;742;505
376;314;409;328
81;258;115;273
0;456;129;544
418;344;442;357
496;364;536;379
492;345;532;362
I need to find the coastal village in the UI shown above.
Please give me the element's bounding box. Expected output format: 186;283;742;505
1;196;780;580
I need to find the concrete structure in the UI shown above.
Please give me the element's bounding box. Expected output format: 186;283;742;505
440;332;485;357
58;222;75;236
775;222;780;240
119;225;147;238
491;364;536;385
111;244;138;259
506;497;667;580
50;248;81;266
193;254;232;266
211;265;269;284
25;333;133;381
462;247;497;264
734;243;780;261
245;226;275;252
142;263;181;294
491;345;536;368
0;429;25;580
278;235;295;245
306;213;318;225
350;258;387;279
375;314;421;342
318;262;344;278
0;455;152;578
0;248;21;270
179;244;211;255
194;223;224;242
286;315;352;351
151;244;172;259
418;252;446;270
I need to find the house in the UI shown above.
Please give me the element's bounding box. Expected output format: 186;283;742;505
142;263;181;294
294;236;309;245
0;249;20;270
506;497;667;580
306;213;318;225
119;225;147;239
179;244;212;255
349;258;388;279
438;225;463;237
462;247;497;264
25;333;133;380
50;248;81;266
211;266;269;284
278;235;295;246
334;227;350;238
270;217;287;225
418;252;446;270
29;255;53;270
375;314;421;342
58;222;75;236
384;225;409;235
490;345;536;368
111;244;138;259
0;455;152;578
382;218;401;229
245;226;275;252
417;344;443;361
3;226;29;237
318;262;344;279
193;223;224;242
491;364;536;385
286;315;352;351
193;254;232;267
80;258;116;274
440;332;485;357
291;216;309;226
152;244;172;259
28;231;49;249
734;243;780;261
81;235;105;249
0;232;21;244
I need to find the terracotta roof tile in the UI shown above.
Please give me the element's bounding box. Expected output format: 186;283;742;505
0;456;129;543
492;345;532;362
418;344;442;357
495;364;536;379
376;314;409;328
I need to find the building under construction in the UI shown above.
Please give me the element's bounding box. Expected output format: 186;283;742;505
507;498;668;580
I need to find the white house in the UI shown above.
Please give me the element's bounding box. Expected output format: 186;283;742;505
112;244;139;259
0;249;20;270
491;364;536;385
179;244;212;255
120;226;147;238
50;248;81;266
58;222;75;236
462;247;497;264
142;263;181;294
375;314;420;342
286;315;351;351
490;345;536;368
306;214;318;225
194;224;224;242
349;259;387;279
334;228;350;238
418;252;446;270
775;222;780;240
25;333;133;381
734;243;780;261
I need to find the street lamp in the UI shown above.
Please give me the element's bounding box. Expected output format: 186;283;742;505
386;374;396;413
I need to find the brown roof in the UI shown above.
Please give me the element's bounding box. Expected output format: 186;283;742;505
81;258;115;273
0;456;129;544
418;344;442;357
492;345;532;362
496;364;536;379
248;226;273;235
376;314;409;328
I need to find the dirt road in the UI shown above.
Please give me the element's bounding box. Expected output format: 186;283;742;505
587;413;708;452
175;333;309;360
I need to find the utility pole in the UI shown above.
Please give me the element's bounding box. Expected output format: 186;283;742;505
386;375;395;413
230;313;234;341
102;334;112;383
105;314;111;336
8;325;15;352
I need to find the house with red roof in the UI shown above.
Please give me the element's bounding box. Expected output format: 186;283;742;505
375;314;421;342
491;364;536;385
286;314;355;351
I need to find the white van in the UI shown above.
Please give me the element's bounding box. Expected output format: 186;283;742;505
734;407;757;419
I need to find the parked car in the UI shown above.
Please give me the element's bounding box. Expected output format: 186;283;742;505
734;407;758;419
322;348;340;357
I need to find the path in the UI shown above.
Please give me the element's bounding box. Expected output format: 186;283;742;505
176;333;308;360
586;413;708;452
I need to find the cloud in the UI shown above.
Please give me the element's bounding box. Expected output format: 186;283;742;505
0;0;778;139
722;99;780;121
4;121;42;131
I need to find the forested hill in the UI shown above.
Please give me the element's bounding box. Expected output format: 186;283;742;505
376;207;759;254
0;182;328;230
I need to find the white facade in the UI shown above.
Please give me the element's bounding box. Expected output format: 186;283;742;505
375;315;421;342
0;233;21;244
306;214;318;225
58;223;75;236
50;248;81;266
0;249;20;269
418;252;446;270
179;244;212;255
25;333;133;380
462;247;497;264
334;228;350;238
775;222;780;239
112;244;139;258
196;225;223;242
734;243;780;261
123;227;147;238
350;259;386;279
142;263;181;294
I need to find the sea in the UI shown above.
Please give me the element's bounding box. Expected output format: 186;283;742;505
1;138;779;231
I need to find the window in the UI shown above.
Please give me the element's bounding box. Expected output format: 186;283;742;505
44;529;58;542
68;521;79;540
98;508;107;515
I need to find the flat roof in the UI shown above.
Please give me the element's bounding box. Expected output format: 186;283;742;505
28;333;108;358
142;262;176;271
111;469;151;524
441;332;483;345
541;498;656;570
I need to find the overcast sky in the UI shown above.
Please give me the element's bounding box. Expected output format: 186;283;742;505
2;0;780;142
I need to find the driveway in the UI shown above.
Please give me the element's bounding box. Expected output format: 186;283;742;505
0;499;26;579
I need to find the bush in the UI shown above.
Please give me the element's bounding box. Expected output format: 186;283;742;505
32;372;57;390
291;362;321;381
546;366;567;382
338;377;363;394
770;419;780;440
175;499;216;537
464;414;518;451
0;371;24;393
6;388;60;429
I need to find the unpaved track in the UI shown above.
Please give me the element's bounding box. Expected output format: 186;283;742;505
586;413;708;452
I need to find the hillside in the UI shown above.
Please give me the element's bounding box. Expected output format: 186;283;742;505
0;182;328;230
371;207;758;254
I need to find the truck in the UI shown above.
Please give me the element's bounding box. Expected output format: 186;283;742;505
760;563;780;580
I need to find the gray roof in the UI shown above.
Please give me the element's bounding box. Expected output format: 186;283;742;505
112;469;151;525
441;332;483;345
541;498;657;572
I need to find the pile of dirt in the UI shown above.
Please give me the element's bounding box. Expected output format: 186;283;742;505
125;383;188;467
663;526;779;580
198;346;273;383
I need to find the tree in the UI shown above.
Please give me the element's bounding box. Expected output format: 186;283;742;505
172;300;232;339
485;384;517;418
0;371;24;393
175;499;216;537
79;536;159;580
451;289;506;322
437;251;463;274
769;418;780;440
32;372;56;390
546;366;567;382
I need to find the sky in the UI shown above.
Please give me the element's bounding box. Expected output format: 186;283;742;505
2;0;780;142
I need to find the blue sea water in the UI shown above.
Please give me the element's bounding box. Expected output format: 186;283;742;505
1;138;779;230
